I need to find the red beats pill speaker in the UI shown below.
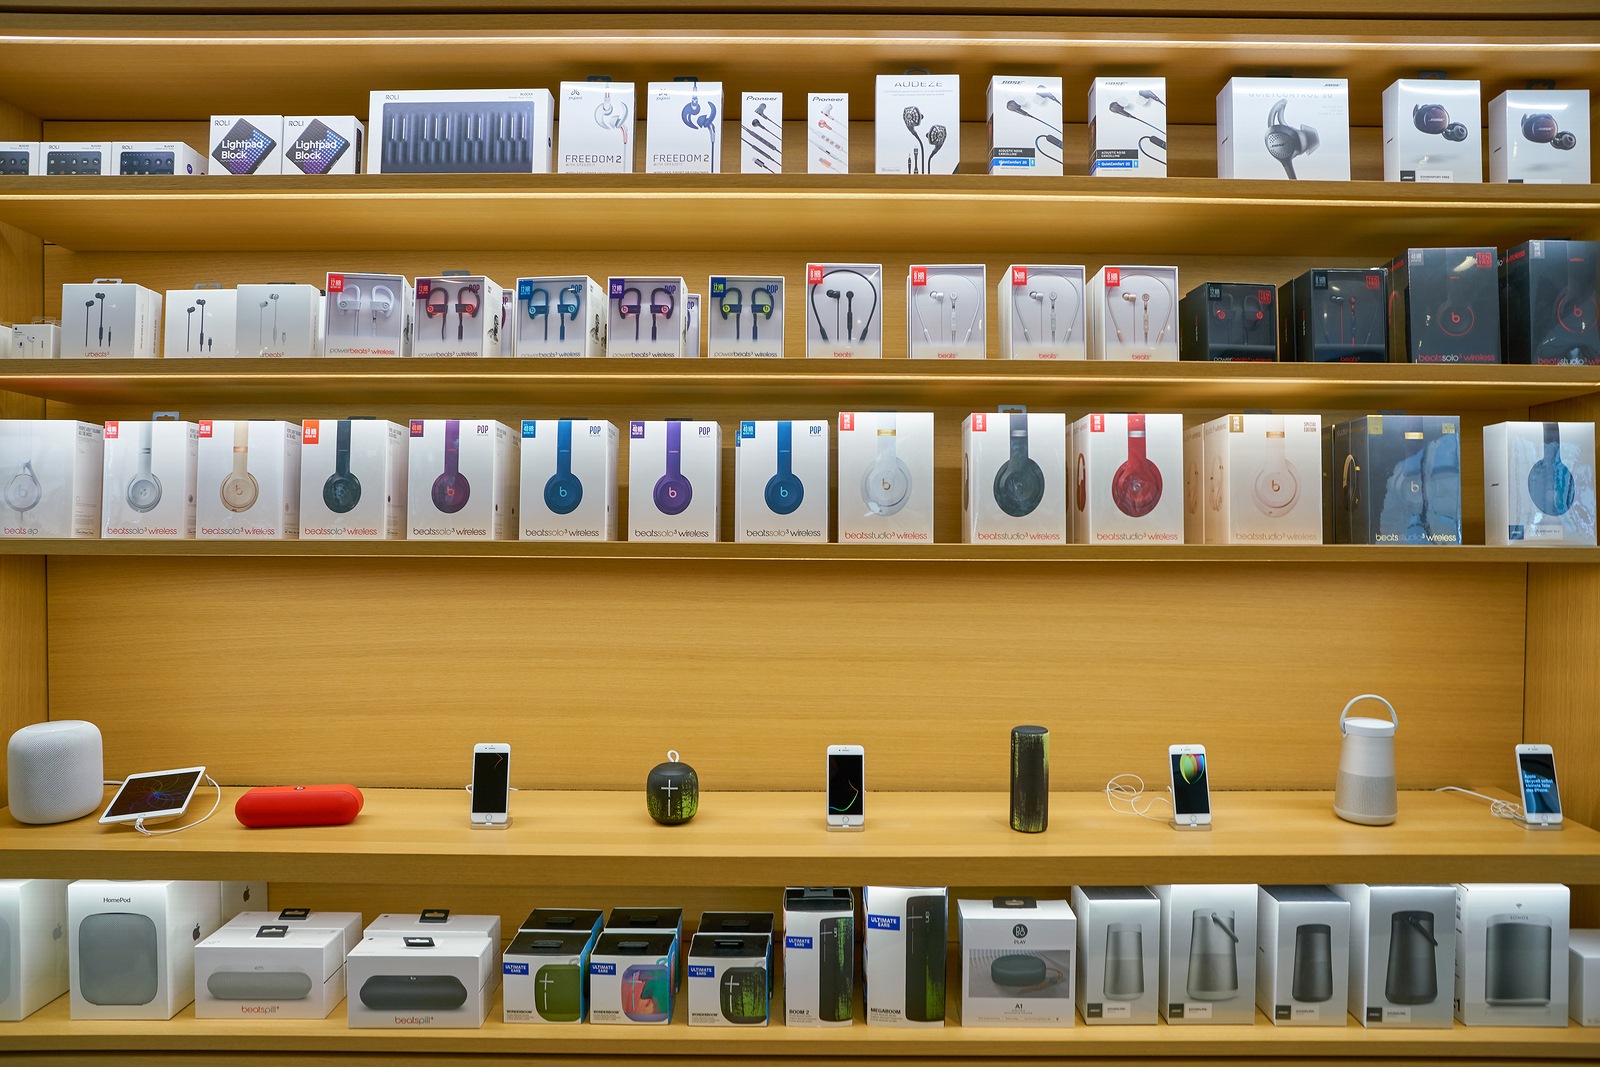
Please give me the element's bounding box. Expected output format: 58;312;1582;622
235;784;364;828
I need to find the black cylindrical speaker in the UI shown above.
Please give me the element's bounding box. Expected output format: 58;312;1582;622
1010;726;1049;833
1292;923;1333;1003
1385;910;1439;1006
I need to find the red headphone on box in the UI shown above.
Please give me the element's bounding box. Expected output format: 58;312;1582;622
1111;414;1163;517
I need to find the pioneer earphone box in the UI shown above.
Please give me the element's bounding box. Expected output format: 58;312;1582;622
1071;413;1184;544
325;272;410;357
1383;79;1483;183
503;928;597;1024
645;80;723;174
196;420;301;539
62;280;161;359
1454;883;1570;1026
1502;239;1600;365
194;918;356;1019
0;420;103;538
607;275;687;358
1483;421;1597;546
414;275;504;358
346;932;496;1028
100;419;197;538
1089;77;1166;178
559;81;635;174
876;73;959;176
67;879;222;1020
1329;414;1462;545
1489;89;1590;184
1279;267;1390;363
1387;247;1501;363
0;141;39;175
1255;885;1350;1026
808;92;848;175
962;411;1067;544
235;283;321;358
1072;885;1162;1026
300;419;407;539
11;322;60;358
0;879;68;1022
515;276;605;358
735;419;828;542
1188;414;1322;545
1217;78;1351;182
783;887;854;1027
999;265;1086;360
957;897;1076;1028
164;286;237;358
908;264;985;359
1088;265;1178;361
520;419;618;541
207;116;282;176
863;885;947;1027
708;275;783;358
283;115;363;175
988;77;1063;176
1179;281;1277;362
1332;883;1456;1028
1154;883;1258;1025
41;141;111;176
741;91;782;175
407;419;518;540
368;89;553;175
837;411;934;543
112;141;205;177
806;262;881;358
686;932;771;1027
628;419;720;542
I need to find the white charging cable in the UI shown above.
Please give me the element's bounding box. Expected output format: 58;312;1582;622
1104;773;1174;823
1435;785;1524;821
134;774;222;837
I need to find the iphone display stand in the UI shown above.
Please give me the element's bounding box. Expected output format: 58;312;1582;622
1169;819;1211;832
1515;817;1563;831
464;784;515;829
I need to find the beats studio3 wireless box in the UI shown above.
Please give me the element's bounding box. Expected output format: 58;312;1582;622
958;896;1076;1028
1071;413;1184;544
1089;78;1167;177
589;931;678;1024
1388;247;1501;363
1501;239;1600;365
783;887;854;1027
1179;282;1278;361
520;419;618;541
195;911;362;1019
0;420;103;539
413;275;504;359
1383;79;1483;183
864;885;947;1027
735;419;829;542
209;116;283;175
347;932;496;1028
1328;415;1462;545
1256;885;1350;1026
1073;885;1162;1025
962;411;1067;543
645;80;723;174
61;280;161;359
1154;883;1258;1025
687;932;771;1026
101;420;198;538
164;286;237;357
741;92;782;175
300;419;408;540
235;283;322;358
837;411;934;543
607;275;688;358
113;141;205;176
515;276;606;358
989;77;1064;176
1088;266;1179;360
196;420;302;539
1332;883;1456;1028
67;879;222;1020
1217;78;1351;181
559;81;636;174
876;74;959;176
283;116;364;175
11;322;60;358
708;275;784;358
628;419;720;542
1187;414;1323;546
0;879;69;1022
503;929;597;1024
367;90;553;175
1279;267;1390;362
1570;931;1600;1026
42;141;111;176
806;263;883;358
1454;883;1569;1027
1483;421;1597;546
407;419;518;540
325;272;411;357
1489;89;1590;184
1000;265;1086;359
907;264;985;359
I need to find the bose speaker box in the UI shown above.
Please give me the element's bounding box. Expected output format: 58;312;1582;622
68;879;222;1020
7;719;102;824
407;419;518;540
1072;885;1162;1026
1256;885;1350;1026
1332;883;1456;1028
347;932;497;1028
1154;883;1259;1025
1455;883;1570;1027
0;880;70;1021
195;911;360;1019
735;419;828;543
962;411;1068;544
520;419;618;541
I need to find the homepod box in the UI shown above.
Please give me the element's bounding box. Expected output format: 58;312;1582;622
346;932;495;1028
196;915;357;1019
0;879;70;1021
7;720;103;825
68;879;222;1020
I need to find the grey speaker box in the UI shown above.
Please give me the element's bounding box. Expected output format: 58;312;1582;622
207;970;314;1001
0;914;12;1006
6;720;103;825
360;974;469;1011
1385;910;1439;1005
1103;923;1144;1000
78;913;159;1006
1486;917;1553;1007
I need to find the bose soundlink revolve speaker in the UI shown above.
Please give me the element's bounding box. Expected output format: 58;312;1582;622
1485;914;1552;1007
7;720;103;825
78;912;159;1006
1334;693;1398;826
1385;910;1439;1005
1292;923;1334;1003
208;970;314;1001
1104;922;1145;1000
1187;909;1239;1001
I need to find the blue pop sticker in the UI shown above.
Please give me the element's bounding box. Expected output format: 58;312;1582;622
521;420;537;438
503;962;530;975
687;965;715;979
866;914;900;931
590;961;617;975
784;936;813;950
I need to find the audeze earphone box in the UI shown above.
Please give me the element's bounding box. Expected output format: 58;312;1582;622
67;879;222;1021
1490;89;1591;184
1088;78;1167;178
112;141;205;176
806;263;882;358
958;897;1076;1027
515;276;605;358
299;419;408;540
989;77;1063;176
607;275;687;358
1088;265;1179;361
708;276;783;358
413;276;505;358
11;322;60;358
41;141;110;176
1073;885;1162;1025
61;280;161;358
741;92;782;175
0;142;40;175
645;80;723;174
559;81;635;174
325;272;411;357
876;74;959;176
196;420;302;539
962;411;1068;544
735;419;828;542
784;887;854;1027
407;419;517;540
1455;883;1570;1026
503;929;597;1024
1255;885;1350;1026
346;932;496;1029
0;420;103;539
367;89;553;175
520;419;618;541
208;116;283;176
283;116;364;175
590;931;678;1025
628;420;720;541
1216;78;1351;181
1179;282;1278;361
1279;267;1389;363
1329;414;1462;545
907;264;985;359
194;923;349;1019
164;287;237;357
1383;79;1483;183
808;92;848;175
1502;239;1600;365
0;880;68;1022
1387;247;1501;364
1332;884;1456;1028
1195;414;1323;545
1484;421;1597;546
999;265;1086;360
235;283;321;358
1154;883;1259;1025
100;420;198;538
687;933;771;1026
1071;413;1184;544
837;411;934;543
864;885;947;1027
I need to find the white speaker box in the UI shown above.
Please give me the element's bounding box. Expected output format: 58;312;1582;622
220;881;268;924
196;918;352;1019
68;879;221;1020
0;880;70;1021
346;933;496;1028
7;720;103;824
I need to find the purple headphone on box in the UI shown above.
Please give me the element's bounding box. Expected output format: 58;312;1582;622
653;421;693;516
432;419;470;513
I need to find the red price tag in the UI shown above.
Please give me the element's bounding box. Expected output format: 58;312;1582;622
839;412;855;432
807;264;825;285
1012;267;1028;286
973;413;987;432
302;420;320;443
1106;268;1121;287
1090;414;1106;433
198;420;213;438
104;421;119;439
327;274;345;293
911;266;928;287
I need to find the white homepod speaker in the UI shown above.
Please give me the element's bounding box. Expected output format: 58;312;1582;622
7;720;103;824
1334;693;1398;826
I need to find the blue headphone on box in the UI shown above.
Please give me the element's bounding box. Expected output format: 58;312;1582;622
992;411;1045;517
681;80;718;151
544;420;583;515
764;421;804;515
1528;422;1576;517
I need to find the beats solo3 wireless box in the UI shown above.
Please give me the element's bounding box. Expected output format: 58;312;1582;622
1328;415;1461;546
347;932;496;1028
784;888;854;1027
1501;239;1600;365
300;419;408;540
0;880;69;1022
61;280;161;359
962;411;1067;543
1071;413;1184;544
196;420;301;538
736;419;828;542
1332;883;1456;1028
1388;247;1501;363
628;420;720;542
1383;79;1483;183
1484;421;1597;546
999;265;1087;360
1256;885;1350;1026
68;879;222;1020
164;286;238;357
1073;885;1161;1025
1217;78;1351;181
1154;883;1258;1024
864;885;947;1027
520;419;618;541
100;419;197;538
687;932;771;1026
1455;883;1569;1026
837;411;934;543
1489;89;1590;184
958;896;1075;1027
1186;414;1322;546
503;928;599;1024
195;911;361;1019
407;419;518;540
0;420;103;538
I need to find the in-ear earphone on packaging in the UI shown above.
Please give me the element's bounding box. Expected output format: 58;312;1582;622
1414;103;1469;142
910;268;984;356
1522;112;1579;152
808;265;879;356
1264;97;1319;179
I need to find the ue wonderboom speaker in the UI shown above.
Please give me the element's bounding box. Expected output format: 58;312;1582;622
7;720;103;825
1009;725;1049;833
78;912;159;1006
1385;910;1439;1005
1334;694;1399;826
1485;914;1553;1007
720;966;768;1024
207;969;314;1000
360;973;469;1011
234;784;364;828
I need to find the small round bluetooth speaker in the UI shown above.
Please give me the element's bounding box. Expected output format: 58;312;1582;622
645;750;698;825
1010;726;1049;833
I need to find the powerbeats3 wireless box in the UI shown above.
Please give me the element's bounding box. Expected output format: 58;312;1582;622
1154;883;1258;1025
784;888;854;1027
1279;267;1390;362
741;92;782;175
1071;413;1184;544
503;929;598;1024
1179;282;1278;361
208;116;282;175
1186;414;1323;545
299;419;408;540
1089;78;1167;178
989;77;1064;176
1502;239;1600;365
235;283;321;358
61;280;161;359
559;81;635;174
962;411;1068;543
0;880;69;1022
520;419;618;541
325;272;410;357
1484;421;1597;546
837;411;934;543
367;89;552;175
1088;266;1179;360
1073;885;1162;1026
1489;89;1591;184
876;74;959;176
864;886;948;1027
806;263;883;358
628;420;720;541
687;933;771;1026
101;420;197;538
645;80;723;174
67;879;222;1020
735;419;828;542
1332;883;1456;1029
407;419;517;540
1000;265;1087;359
1328;415;1462;545
907;264;985;359
958;896;1076;1028
347;932;496;1028
164;286;237;358
283;116;364;176
0;420;103;539
195;420;301;539
708;275;783;358
1217;78;1351;181
1256;885;1350;1026
194;910;361;1019
515;276;606;358
607;275;688;358
1455;883;1569;1027
413;275;504;359
1388;247;1501;363
1383;79;1483;183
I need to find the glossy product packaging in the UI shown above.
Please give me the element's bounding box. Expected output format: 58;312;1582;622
515;276;606;358
520;419;618;541
1387;247;1501;363
558;82;635;174
628;420;720;541
194;910;361;1019
589;931;677;1024
1256;885;1351;1026
1332;884;1456;1028
907;264;985;359
1489;89;1590;184
520;909;604;936
366;90;552;175
208;116;282;175
0;420;103;538
999;265;1086;359
412;276;503;358
783;887;855;1027
741;92;782;175
235;283;322;358
1571;930;1600;1026
864;886;948;1027
113;141;206;176
1088;266;1179;360
67;879;222;1020
1072;885;1162;1025
806;263;883;358
958;896;1076;1027
735;419;828;542
1179;282;1278;361
1483;421;1597;546
708;275;783;358
1185;414;1323;546
808;92;849;174
1454;883;1569;1026
0;879;69;1022
10;322;59;357
1500;239;1600;365
346;932;496;1028
100;419;197;538
299;419;408;540
164;286;237;358
837;411;934;543
644;80;723;174
604;908;683;991
1088;78;1167;177
1217;78;1351;180
42;141;110;176
1327;415;1461;546
61;280;162;359
0;141;39;175
876;74;959;175
406;419;518;540
1382;79;1483;183
962;411;1068;543
607;275;687;358
195;420;301;539
687;933;771;1026
1154;883;1259;1024
1279;268;1389;362
324;272;410;358
1071;413;1184;544
283;116;364;175
503;929;598;1024
988;77;1064;176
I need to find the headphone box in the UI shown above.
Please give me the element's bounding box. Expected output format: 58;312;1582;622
628;419;720;541
300;419;407;539
961;411;1067;544
1279;268;1390;362
283;115;364;175
1484;420;1597;546
1189;414;1323;545
645;80;723;174
521;909;604;936
863;885;947;1027
515;276;605;358
1071;413;1184;544
735;419;828;542
1332;884;1456;1028
61;280;161;358
808;92;849;175
783;887;854;1027
195;916;357;1019
520;419;618;541
1489;89;1590;184
988;77;1064;176
1570;930;1600;1026
589;930;678;1024
1383;79;1483;183
806;263;882;358
606;275;687;358
347;932;496;1028
208;116;282;175
1088;77;1166;178
907;264;985;358
876;74;959;176
1179;282;1277;361
1387;247;1501;363
413;276;504;358
235;283;322;358
686;293;701;357
558;81;635;174
1072;885;1162;1026
100;420;197;538
164;286;238;357
837;410;934;543
1154;883;1258;1024
0;420;103;538
1455;883;1569;1026
11;322;60;358
0;879;69;1022
325;272;411;357
0;141;39;175
999;265;1086;359
196;420;302;538
741;91;782;175
407;419;518;540
958;896;1076;1028
1501;239;1600;365
687;932;771;1026
1088;265;1179;360
367;89;553;175
503;928;597;1024
1255;885;1350;1026
1329;415;1461;545
1217;78;1351;181
67;879;222;1020
708;276;783;358
112;141;205;176
41;141;110;176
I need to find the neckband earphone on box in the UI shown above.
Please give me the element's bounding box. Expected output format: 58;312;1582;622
810;269;878;352
1012;275;1080;348
1107;271;1175;348
912;272;982;350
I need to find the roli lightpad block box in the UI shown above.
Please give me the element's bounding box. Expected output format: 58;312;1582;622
962;411;1068;544
1332;883;1456;1028
503;929;597;1024
1455;883;1570;1027
325;272;410;358
1256;885;1350;1026
559;81;636;174
1179;282;1277;361
1501;239;1600;365
1328;415;1461;545
735;419;828;542
959;896;1075;1027
100;420;198;538
520;419;618;541
520;909;605;936
164;287;237;358
1383;79;1483;183
209;117;281;175
1484;421;1597;546
784;888;854;1027
67;879;222;1021
876;74;959;175
1279;268;1389;362
1154;883;1258;1025
283;116;364;175
1388;247;1501;363
367;89;553;174
0;879;69;1022
299;419;409;540
1073;885;1161;1025
114;141;205;176
407;419;518;540
235;283;321;358
0;420;103;539
644;80;723;174
589;931;677;1024
346;933;495;1028
864;886;947;1027
61;280;161;359
194;913;361;1019
687;933;771;1026
195;419;301;539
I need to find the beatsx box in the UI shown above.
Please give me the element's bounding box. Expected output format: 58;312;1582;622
195;910;361;1019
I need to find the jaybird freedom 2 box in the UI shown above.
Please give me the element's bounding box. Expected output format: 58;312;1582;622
806;263;882;358
195;420;301;539
958;896;1076;1027
988;77;1063;176
208;116;282;175
61;280;161;359
67;879;222;1020
1179;282;1277;361
607;276;687;358
1072;413;1184;544
235;283;321;358
1328;415;1461;545
687;933;770;1026
113;141;205;176
299;419;408;540
741;92;782;174
783;888;853;1027
645;80;722;174
864;885;947;1027
1501;239;1600;365
1000;265;1086;359
407;419;518;540
628;420;720;541
503;929;597;1024
559;82;635;174
1490;89;1590;184
1217;78;1351;181
1256;885;1350;1026
0;420;102;538
837;411;934;543
283;116;364;175
1332;883;1456;1028
1155;883;1258;1025
735;419;828;542
325;273;409;357
101;420;197;538
515;276;605;358
907;264;985;359
413;276;503;358
1188;414;1323;545
0;879;68;1022
1073;885;1162;1025
1455;883;1569;1027
367;90;552;174
1387;247;1501;363
962;411;1067;543
1088;266;1179;360
708;275;783;358
876;74;958;175
1383;79;1483;183
1089;78;1167;177
1483;421;1597;546
164;287;236;357
520;419;618;541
